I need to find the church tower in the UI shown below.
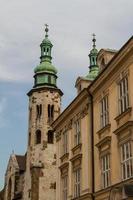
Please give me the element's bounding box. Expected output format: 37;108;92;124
75;34;99;93
85;33;99;80
24;25;63;200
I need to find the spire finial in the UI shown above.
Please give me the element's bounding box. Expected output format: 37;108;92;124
92;33;96;49
45;24;49;37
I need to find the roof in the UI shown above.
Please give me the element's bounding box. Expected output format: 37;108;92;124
15;155;26;171
100;48;118;53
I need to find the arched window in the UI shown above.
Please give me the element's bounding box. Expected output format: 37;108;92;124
36;130;41;144
40;104;42;116
48;104;54;122
51;105;54;119
48;104;51;119
36;104;42;119
101;57;106;68
48;130;54;144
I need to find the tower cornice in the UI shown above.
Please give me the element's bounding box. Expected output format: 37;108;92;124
27;86;63;97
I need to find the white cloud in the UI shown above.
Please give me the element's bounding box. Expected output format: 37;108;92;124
0;0;132;83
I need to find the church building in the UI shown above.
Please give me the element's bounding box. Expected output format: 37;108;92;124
1;26;133;200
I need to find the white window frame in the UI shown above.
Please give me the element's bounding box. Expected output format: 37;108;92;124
100;96;109;128
118;76;129;114
74;168;80;198
62;176;68;200
121;141;133;180
101;154;110;188
74;120;81;146
63;130;68;155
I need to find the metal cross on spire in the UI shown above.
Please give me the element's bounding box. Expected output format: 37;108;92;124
92;33;96;49
45;24;49;37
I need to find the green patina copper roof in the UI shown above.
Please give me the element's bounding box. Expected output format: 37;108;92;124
85;66;99;80
41;37;52;46
90;47;98;54
34;61;57;74
33;25;58;88
85;34;100;81
34;24;57;75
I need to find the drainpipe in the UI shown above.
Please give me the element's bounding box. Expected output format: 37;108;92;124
88;92;95;200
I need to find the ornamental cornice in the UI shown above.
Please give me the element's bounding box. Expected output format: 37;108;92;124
95;136;111;149
51;88;90;129
113;121;133;136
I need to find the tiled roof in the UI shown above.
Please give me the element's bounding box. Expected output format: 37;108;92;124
15;155;26;171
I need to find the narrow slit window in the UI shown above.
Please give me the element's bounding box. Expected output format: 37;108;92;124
48;130;54;144
36;130;41;144
36;104;42;119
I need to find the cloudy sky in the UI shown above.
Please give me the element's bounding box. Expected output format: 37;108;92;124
0;0;132;189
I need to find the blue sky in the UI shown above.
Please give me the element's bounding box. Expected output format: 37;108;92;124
0;0;133;189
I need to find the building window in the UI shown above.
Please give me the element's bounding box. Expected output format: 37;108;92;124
36;104;42;119
101;154;110;188
63;131;68;154
74;168;80;198
62;176;68;200
100;96;109;128
35;130;41;144
48;104;54;122
15;175;19;192
118;76;129;114
101;57;106;68
48;130;54;144
121;141;133;180
28;189;31;198
74;120;81;146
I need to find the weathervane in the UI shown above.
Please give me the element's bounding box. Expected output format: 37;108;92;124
45;24;49;37
92;33;96;49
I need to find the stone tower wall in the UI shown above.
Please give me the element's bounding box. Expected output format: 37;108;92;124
24;88;61;200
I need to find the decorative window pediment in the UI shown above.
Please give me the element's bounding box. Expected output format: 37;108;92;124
113;121;133;144
96;136;111;153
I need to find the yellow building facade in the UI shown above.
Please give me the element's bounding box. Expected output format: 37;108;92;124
91;36;133;200
52;89;93;200
52;36;133;200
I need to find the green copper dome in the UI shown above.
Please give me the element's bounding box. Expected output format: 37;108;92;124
34;25;58;88
34;61;57;74
90;47;98;54
85;66;99;80
42;37;52;45
85;34;99;81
